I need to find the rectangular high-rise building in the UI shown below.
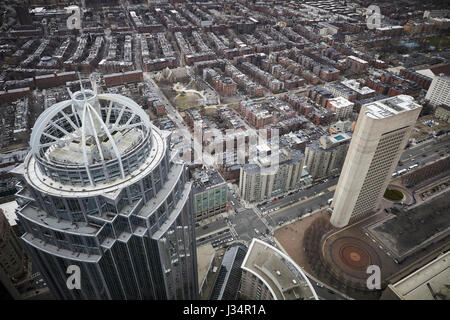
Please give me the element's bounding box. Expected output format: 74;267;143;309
330;95;421;228
425;75;450;107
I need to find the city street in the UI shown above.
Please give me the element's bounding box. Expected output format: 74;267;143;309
194;135;450;299
195;135;450;247
230;208;270;243
266;189;335;226
398;136;450;169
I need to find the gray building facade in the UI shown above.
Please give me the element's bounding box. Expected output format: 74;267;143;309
304;133;351;180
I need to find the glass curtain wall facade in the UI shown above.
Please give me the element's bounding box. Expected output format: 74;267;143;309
12;89;198;299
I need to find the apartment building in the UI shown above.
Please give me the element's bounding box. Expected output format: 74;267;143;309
345;55;369;74
239;149;304;203
304;133;351;179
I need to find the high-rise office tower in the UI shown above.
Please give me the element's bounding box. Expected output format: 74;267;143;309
330;95;421;228
425;74;450;107
12;86;198;299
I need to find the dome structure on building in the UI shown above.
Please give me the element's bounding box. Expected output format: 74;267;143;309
12;83;198;300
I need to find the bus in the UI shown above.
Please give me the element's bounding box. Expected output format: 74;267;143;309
397;169;408;175
408;164;418;171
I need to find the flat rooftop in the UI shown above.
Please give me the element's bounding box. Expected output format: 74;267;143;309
388;251;450;300
376;25;404;31
369;190;450;260
364;95;421;119
328;96;354;108
347;55;368;64
329;132;351;144
241;239;318;300
197;243;216;291
192;170;226;193
341;79;375;95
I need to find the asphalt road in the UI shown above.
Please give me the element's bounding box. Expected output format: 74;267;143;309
311;282;346;300
259;176;339;212
196;219;228;238
194;135;450;299
401;137;450;161
266;189;335;227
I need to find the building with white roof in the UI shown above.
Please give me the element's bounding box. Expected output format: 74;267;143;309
331;95;422;227
341;79;375;98
381;251;450;300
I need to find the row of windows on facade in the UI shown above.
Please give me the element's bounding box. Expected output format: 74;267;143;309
23;174;186;254
32;159;172;224
29;207;194;299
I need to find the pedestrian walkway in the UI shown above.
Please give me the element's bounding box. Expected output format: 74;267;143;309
197;211;231;227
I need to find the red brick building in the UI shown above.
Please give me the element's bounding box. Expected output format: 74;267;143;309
346;56;369;74
0;87;31;104
214;77;237;96
104;70;143;87
35;72;77;89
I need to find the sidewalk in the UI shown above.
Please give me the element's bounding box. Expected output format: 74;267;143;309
197;210;232;227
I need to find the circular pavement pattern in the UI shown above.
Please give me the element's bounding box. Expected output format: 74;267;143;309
329;236;382;279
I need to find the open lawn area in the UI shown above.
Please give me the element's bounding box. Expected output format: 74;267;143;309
384;189;404;201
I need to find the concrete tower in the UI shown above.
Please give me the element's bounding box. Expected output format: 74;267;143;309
330;95;421;228
425;74;450;107
12;86;198;299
